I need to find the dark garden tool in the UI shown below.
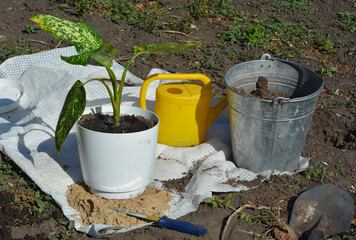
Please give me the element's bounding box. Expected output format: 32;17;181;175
288;183;354;240
108;207;206;236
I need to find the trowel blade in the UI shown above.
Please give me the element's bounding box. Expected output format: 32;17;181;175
289;184;354;238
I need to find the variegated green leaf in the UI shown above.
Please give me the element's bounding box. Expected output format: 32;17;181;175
90;43;118;68
30;14;102;65
134;42;202;55
61;51;97;66
55;81;86;155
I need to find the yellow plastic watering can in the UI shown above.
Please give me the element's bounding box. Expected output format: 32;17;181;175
140;73;227;147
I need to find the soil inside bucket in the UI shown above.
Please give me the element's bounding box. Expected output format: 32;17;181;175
235;76;290;100
77;113;157;133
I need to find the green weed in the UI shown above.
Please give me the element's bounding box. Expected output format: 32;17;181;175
14;190;53;216
287;176;302;187
305;163;329;182
50;0;100;16
0;154;55;216
0;36;38;62
342;221;356;239
218;18;263;47
165;3;182;11
336;39;356;54
189;0;210;19
218;15;313;58
321;101;333;109
194;42;229;72
189;0;245;20
0;156;15;176
334;160;345;177
316;36;335;54
321;62;338;77
165;15;193;33
51;0;163;32
240;212;253;223
24;24;40;34
210;0;244;19
174;0;246;32
48;219;75;239
337;11;356;31
105;0;162;32
346;90;356;108
57;3;71;10
203;193;233;209
239;210;276;228
271;0;315;12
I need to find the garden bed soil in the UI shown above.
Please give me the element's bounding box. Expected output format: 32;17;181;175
0;0;355;239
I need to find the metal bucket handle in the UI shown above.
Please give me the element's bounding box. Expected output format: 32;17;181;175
260;54;291;107
261;53;274;61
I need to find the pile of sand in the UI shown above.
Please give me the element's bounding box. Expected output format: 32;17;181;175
66;184;172;227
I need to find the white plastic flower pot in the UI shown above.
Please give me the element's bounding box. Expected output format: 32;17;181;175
76;106;159;199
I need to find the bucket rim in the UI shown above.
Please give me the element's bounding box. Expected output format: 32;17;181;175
224;58;324;103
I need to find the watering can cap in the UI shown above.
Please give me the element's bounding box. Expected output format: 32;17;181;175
157;82;212;104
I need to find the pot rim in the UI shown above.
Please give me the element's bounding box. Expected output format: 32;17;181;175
76;105;159;135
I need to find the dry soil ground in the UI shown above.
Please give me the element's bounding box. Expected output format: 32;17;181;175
0;0;355;239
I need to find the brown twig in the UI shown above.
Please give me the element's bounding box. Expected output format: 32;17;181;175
246;201;282;212
276;199;287;218
262;228;274;239
234;228;263;237
269;212;298;240
221;204;251;240
221;204;270;240
54;40;62;49
221;203;283;240
26;39;52;47
160;30;199;39
178;40;202;43
115;56;132;61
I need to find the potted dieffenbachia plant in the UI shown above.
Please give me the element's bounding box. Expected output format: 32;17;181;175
30;14;201;199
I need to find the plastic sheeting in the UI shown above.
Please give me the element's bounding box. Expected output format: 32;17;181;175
0;47;309;237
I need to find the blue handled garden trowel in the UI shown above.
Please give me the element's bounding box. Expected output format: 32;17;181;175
108;207;206;236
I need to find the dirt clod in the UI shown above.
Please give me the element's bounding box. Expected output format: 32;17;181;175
236;76;288;100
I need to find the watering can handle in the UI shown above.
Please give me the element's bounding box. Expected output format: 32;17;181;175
139;73;212;110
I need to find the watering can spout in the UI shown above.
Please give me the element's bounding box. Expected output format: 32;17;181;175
208;97;227;126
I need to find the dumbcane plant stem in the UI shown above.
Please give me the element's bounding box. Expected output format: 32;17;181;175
116;51;143;126
106;66;120;125
83;52;144;127
83;77;118;124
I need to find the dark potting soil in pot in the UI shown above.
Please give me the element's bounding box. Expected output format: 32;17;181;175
235;76;290;100
77;114;157;133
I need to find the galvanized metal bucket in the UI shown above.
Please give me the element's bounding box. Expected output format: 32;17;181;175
224;54;324;173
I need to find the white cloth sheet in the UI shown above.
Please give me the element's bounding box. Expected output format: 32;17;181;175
0;47;309;237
